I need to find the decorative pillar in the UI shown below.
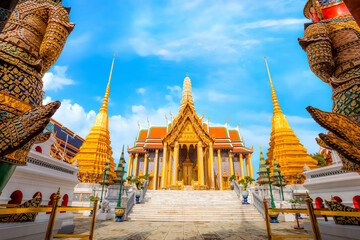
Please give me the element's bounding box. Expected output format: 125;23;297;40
247;154;254;179
228;152;234;177
239;154;245;179
197;141;204;186
245;154;251;177
217;149;223;190
168;149;173;186
133;153;139;177
172;142;179;186
126;153;133;178
143;153;148;175
161;143;168;189
209;142;215;190
153;149;159;190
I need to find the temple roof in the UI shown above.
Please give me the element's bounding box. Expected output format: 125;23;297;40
128;73;252;154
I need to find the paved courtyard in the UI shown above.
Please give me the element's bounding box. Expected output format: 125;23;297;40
64;215;312;240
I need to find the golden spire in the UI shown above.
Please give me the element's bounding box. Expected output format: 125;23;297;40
264;56;318;184
180;71;194;107
100;55;115;112
264;55;281;114
71;55;116;183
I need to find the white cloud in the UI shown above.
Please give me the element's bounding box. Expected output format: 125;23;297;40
125;0;305;62
242;18;305;30
136;88;146;94
43;66;75;92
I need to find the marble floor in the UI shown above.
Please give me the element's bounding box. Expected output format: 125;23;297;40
63;215;312;240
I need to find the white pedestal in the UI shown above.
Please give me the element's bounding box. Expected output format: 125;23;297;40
97;212;113;221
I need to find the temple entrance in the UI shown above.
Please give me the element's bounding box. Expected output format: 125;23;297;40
179;145;197;186
183;152;193;185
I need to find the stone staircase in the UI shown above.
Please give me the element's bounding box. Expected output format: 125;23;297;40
127;190;264;222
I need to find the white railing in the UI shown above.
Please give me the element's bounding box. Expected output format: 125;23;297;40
124;191;134;220
139;180;148;203
252;191;265;217
234;181;242;199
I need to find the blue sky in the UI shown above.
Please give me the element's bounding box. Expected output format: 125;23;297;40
45;0;332;178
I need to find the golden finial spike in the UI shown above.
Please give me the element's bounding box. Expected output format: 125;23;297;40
226;118;229;125
207;114;211;122
137;121;141;129
101;55;115;111
147;117;150;127
260;145;262;152
237;121;241;128
264;55;281;113
181;72;194;107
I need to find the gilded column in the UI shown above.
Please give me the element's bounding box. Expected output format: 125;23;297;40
161;143;168;189
245;154;250;177
209;143;215;190
133;153;139;177
217;149;223;190
197;141;204;186
127;153;134;180
228;152;234;177
172;142;179;186
239;153;245;179
247;154;254;179
153;149;159;190
143;153;148;175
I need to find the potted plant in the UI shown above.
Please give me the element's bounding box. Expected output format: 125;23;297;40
238;176;255;205
229;175;236;190
115;206;126;222
290;199;303;219
89;195;95;217
127;176;146;204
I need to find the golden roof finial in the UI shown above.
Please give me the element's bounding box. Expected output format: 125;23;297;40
147;117;151;128
181;71;194;107
264;55;281;114
237;121;241;128
165;114;168;123
207;114;211;122
100;55;115;112
226;118;229;125
170;111;173;120
137;121;141;129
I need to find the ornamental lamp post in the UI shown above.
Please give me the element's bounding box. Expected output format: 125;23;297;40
278;170;284;201
115;145;127;222
266;167;276;209
100;157;111;209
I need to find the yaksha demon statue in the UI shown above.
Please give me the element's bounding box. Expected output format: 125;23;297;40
0;0;74;192
299;0;360;172
0;1;19;32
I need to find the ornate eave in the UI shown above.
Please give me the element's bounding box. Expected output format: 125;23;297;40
162;103;215;147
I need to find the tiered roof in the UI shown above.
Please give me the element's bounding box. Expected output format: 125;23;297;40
128;74;252;154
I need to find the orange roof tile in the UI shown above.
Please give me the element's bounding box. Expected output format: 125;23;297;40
138;130;148;141
148;127;167;138
209;127;229;138
229;130;240;142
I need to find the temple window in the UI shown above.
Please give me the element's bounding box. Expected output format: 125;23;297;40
353;195;360;209
35;146;42;153
333;196;343;203
8;190;23;205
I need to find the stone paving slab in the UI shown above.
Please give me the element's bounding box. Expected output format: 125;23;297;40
61;215;312;240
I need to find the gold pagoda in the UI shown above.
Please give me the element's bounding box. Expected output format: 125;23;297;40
127;73;255;190
72;57;116;183
264;57;318;184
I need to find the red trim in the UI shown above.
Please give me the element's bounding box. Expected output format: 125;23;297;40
322;3;351;19
315;197;324;208
8;190;23;205
60;194;69;213
333;196;343;203
353;195;360;209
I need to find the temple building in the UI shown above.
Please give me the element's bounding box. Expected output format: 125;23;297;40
71;57;116;183
264;57;318;184
127;74;254;190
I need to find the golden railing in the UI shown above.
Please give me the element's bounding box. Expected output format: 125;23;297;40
263;194;360;240
0;189;99;240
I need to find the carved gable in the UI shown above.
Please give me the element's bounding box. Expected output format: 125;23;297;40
162;103;214;146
